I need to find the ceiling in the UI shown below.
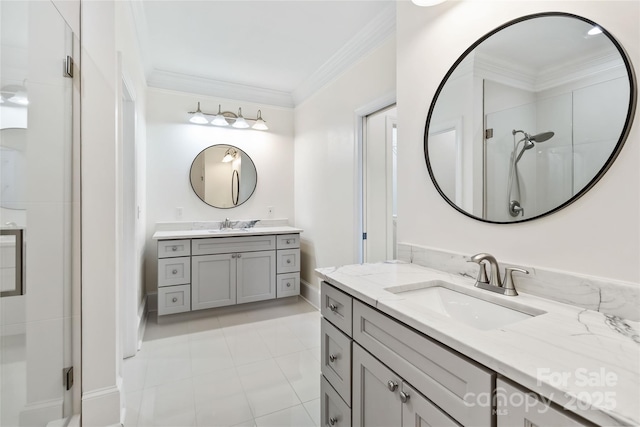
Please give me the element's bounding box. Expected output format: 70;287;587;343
131;1;396;108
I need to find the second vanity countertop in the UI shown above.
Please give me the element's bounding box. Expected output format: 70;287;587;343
316;261;640;427
152;226;303;240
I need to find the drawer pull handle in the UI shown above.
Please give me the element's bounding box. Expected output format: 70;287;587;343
400;391;410;403
329;417;338;426
172;269;178;274
286;259;291;264
329;303;338;313
286;282;291;288
237;253;242;258
172;297;178;303
329;354;338;362
387;381;398;392
171;246;177;251
286;239;291;244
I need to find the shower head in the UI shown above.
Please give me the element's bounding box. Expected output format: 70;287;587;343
529;131;554;143
513;130;555;163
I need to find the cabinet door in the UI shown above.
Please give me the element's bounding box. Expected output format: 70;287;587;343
402;382;460;427
353;343;402;427
497;379;591;427
192;254;236;310
236;250;276;304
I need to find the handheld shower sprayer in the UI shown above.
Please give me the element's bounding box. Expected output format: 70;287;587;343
507;129;555;217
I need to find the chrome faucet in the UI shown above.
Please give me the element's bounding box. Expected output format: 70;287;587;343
468;253;528;296
220;218;233;229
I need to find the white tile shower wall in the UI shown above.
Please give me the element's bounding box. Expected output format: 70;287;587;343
398;242;640;321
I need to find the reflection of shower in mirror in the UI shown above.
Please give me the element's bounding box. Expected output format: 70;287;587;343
508;129;555;217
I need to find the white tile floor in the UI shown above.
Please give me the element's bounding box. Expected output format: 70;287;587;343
123;297;321;427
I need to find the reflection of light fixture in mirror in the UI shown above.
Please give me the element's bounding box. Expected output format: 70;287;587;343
1;84;29;106
211;104;229;126
189;102;208;124
252;110;268;130
187;102;268;130
222;147;238;163
587;26;603;36
411;0;446;6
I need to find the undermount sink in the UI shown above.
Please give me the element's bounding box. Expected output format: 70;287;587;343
384;280;544;330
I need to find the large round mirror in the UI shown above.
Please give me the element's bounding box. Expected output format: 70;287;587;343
425;12;636;223
190;144;257;209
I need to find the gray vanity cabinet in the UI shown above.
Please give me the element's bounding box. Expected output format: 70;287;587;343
192;250;276;310
191;253;238;310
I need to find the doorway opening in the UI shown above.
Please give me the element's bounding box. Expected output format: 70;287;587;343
361;104;397;263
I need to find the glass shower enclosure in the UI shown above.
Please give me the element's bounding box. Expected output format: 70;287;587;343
1;1;78;425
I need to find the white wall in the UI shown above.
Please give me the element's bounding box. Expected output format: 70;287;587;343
80;0;121;424
145;89;295;293
294;36;396;288
397;1;639;283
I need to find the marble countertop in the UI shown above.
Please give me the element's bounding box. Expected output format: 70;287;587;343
152;226;303;240
316;261;640;426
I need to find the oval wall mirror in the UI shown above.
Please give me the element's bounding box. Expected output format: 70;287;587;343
189;144;257;209
424;12;636;223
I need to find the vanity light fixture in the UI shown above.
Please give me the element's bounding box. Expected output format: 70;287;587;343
222;147;238;163
232;107;250;129
411;0;447;6
211;104;229;126
189;102;209;124
188;103;268;130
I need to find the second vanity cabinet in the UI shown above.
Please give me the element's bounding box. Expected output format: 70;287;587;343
320;281;493;427
156;231;300;316
320;281;596;427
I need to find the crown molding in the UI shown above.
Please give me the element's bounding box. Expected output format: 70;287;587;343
127;0;154;78
147;70;295;108
131;1;396;108
474;50;625;93
292;3;396;106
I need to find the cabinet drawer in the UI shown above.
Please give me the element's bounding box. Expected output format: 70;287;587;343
158;284;191;315
321;282;353;337
497;378;591;427
353;300;494;427
322;376;352;427
158;257;190;287
322;318;352;406
192;235;275;255
158;239;191;258
277;248;300;274
276;272;300;298
276;233;300;249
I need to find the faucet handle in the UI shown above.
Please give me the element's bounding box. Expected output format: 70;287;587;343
467;255;489;284
502;267;529;296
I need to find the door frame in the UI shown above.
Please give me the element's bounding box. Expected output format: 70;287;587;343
354;93;396;263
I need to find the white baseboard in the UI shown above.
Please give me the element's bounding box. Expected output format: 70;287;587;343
19;398;63;427
81;385;121;427
300;279;320;309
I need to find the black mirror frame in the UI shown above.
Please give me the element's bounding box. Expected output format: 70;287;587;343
189;144;258;209
424;12;637;224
